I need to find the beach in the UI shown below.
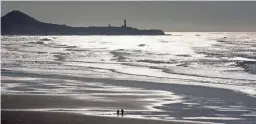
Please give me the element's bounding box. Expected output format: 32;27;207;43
2;69;256;124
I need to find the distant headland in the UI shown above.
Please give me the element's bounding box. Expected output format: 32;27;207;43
1;10;165;35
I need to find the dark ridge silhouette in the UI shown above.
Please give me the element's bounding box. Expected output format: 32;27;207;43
1;10;165;35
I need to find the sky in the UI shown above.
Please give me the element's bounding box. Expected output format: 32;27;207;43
2;1;256;32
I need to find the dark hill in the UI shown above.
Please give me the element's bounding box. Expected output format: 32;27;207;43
1;10;165;35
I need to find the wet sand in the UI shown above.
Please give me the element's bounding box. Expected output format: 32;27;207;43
2;111;195;124
1;95;144;110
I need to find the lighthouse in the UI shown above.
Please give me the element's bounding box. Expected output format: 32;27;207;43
124;18;127;28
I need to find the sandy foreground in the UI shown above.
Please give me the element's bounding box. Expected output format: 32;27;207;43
1;94;201;124
1;111;200;124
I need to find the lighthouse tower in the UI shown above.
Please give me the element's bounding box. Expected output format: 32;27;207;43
124;18;127;28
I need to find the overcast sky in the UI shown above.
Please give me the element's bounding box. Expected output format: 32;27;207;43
2;1;256;32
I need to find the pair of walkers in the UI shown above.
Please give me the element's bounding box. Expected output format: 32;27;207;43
117;109;124;117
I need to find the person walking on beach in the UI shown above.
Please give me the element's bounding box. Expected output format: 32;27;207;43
121;109;124;117
117;109;120;116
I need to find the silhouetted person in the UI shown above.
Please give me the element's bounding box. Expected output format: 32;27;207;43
121;109;124;117
117;109;120;116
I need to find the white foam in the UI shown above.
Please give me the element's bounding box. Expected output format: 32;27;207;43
230;57;256;62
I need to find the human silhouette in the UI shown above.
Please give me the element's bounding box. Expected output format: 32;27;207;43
121;109;124;117
117;109;119;116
